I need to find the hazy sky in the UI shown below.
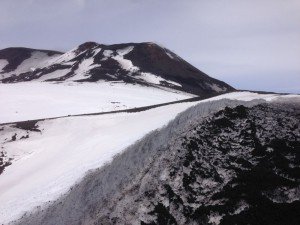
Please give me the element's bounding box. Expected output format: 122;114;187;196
0;0;299;93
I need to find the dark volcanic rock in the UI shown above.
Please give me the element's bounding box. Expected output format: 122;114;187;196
124;43;233;96
14;120;40;132
75;42;99;54
100;102;300;225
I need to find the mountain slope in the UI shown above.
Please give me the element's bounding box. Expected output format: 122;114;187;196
0;93;298;224
0;47;61;79
0;97;207;224
13;98;300;225
0;42;234;96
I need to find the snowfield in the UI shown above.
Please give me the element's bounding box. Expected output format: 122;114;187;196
0;99;203;224
0;82;194;124
0;89;299;224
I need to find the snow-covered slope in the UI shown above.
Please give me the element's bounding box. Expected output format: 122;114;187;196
11;97;300;225
0;82;194;124
0;47;61;80
0;92;298;224
0;42;235;96
0;98;204;224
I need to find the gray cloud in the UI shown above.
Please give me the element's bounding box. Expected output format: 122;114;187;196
0;0;299;93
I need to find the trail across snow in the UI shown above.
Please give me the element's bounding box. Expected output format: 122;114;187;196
0;82;193;124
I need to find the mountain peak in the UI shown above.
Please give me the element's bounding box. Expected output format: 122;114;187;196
76;41;100;52
0;41;235;96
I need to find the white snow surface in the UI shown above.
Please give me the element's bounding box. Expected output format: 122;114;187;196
112;54;139;72
67;58;99;81
0;89;299;224
166;52;174;59
208;83;227;92
66;47;103;81
139;72;165;85
45;48;76;66
0;100;202;224
205;91;296;102
116;46;134;56
139;72;182;87
45;46;100;68
0;82;193;124
102;50;113;59
112;46;139;73
93;47;102;56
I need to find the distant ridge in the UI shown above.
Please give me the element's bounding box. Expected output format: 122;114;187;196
0;41;234;96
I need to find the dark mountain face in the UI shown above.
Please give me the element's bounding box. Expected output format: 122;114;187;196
0;42;234;96
118;43;233;96
0;47;62;73
15;99;300;225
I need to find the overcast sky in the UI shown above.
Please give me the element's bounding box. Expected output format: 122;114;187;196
0;0;299;93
